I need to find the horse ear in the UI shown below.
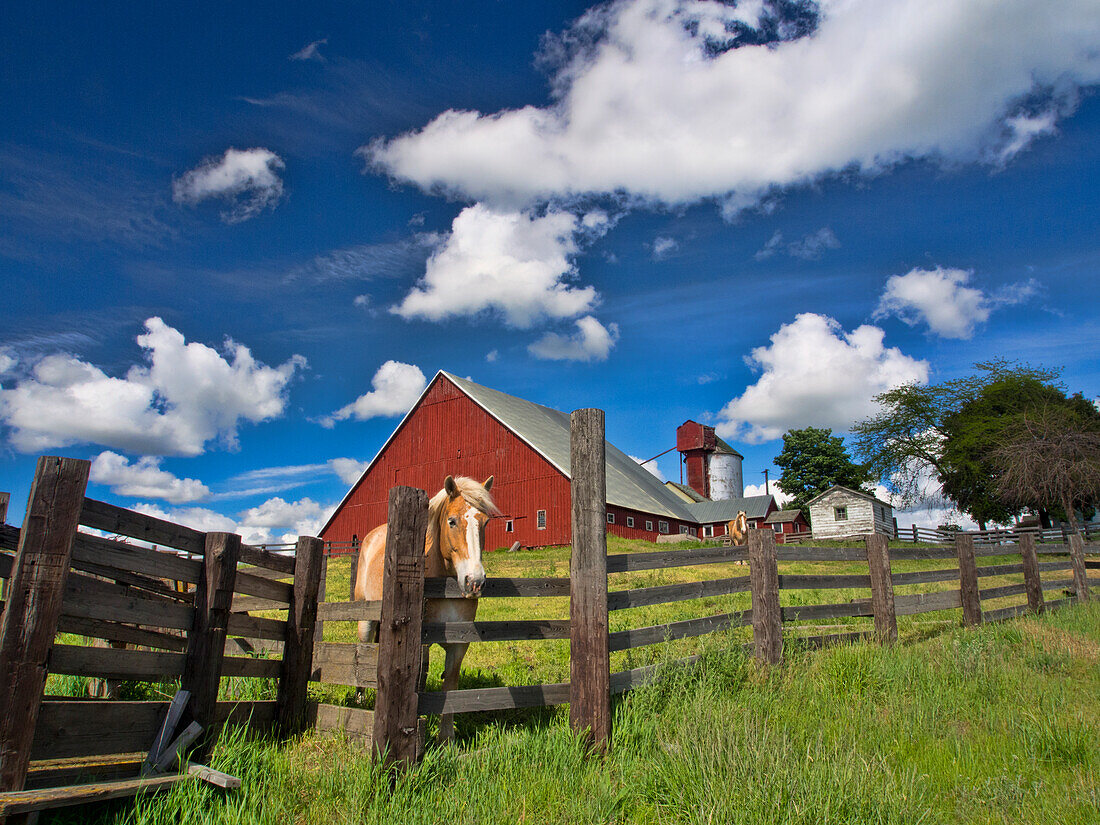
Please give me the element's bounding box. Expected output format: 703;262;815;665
444;476;459;497
483;475;494;491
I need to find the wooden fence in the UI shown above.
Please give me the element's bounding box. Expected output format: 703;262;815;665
0;456;331;817
1;440;1097;809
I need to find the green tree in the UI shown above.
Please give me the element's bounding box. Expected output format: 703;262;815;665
773;427;874;518
991;403;1100;536
852;360;1094;529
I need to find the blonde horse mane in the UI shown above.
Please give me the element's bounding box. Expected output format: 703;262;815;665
426;476;500;548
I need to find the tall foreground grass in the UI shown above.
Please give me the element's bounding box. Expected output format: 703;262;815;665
53;601;1100;825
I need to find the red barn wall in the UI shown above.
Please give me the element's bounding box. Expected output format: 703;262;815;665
322;375;574;550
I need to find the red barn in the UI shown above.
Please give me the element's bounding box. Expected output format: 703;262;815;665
321;372;776;550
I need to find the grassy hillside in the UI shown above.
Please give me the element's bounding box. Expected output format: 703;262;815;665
55;599;1100;825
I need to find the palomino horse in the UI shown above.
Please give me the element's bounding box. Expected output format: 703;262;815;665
727;510;749;547
353;475;499;740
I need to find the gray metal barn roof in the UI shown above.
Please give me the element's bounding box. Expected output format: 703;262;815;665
448;372;778;526
445;372;701;521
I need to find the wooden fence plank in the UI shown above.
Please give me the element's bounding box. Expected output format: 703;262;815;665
62;567;196;631
610;655;702;695
310;643;378;687
982;603;1031;623
0;456;90;793
748;528;782;665
237;545;295;576
418;681;570;715
779;573;872;590
423;577;570;599
29;701;275;762
974;563;1026;578
181;532;240;743
891;568;961;586
0;772;189;816
978;583;1029;601
276;536;324;735
372;486;428;768
780;602;874;621
67;557;193;604
955;534;982;626
569;408;611;750
71;532;200;585
774;547;869;562
422;619;570;644
894;589;962;615
230;595;288;613
234;571;293;604
608;576;750;611
226;612;287;642
315;601;383;622
220;656;281;679
55;615;187;652
80;498;204;555
48;645;183;680
609;610;751;652
311;703;374;745
606;546;744;573
866;533;897;643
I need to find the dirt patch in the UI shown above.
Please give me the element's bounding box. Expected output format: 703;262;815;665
1016;617;1100;664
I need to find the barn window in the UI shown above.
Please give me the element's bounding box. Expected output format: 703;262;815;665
772;523;783;533
680;525;689;534
646;520;653;531
537;510;547;529
626;516;635;528
607;513;615;524
505;520;514;533
835;506;848;521
659;521;669;533
703;525;713;537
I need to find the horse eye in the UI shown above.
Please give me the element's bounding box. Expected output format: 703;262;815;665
448;517;457;527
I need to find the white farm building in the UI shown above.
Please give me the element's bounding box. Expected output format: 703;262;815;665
807;485;894;540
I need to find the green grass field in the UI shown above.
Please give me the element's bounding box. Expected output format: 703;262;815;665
39;537;1098;824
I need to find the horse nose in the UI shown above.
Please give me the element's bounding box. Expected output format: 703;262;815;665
463;573;485;598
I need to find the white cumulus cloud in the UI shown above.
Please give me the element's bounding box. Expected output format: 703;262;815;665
290;38;327;62
328;457;368;485
132;503;239;535
716;313;929;444
742;481;792;508
173;147;286;223
391;204;598;328
528;316;619;362
874;267;1038;339
367;0;1100;209
631;455;666;482
90;451;210;504
321;360;426;427
135;496;336;545
0;317;306;456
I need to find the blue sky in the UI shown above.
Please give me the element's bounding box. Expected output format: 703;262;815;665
2;0;1098;537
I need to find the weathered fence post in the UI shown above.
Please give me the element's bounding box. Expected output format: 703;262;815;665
315;551;329;640
1068;532;1091;602
372;486;428;768
912;524;918;543
0;492;8;525
349;544;360;601
0;458;89;795
865;533;897;643
569;408;611;751
955;533;981;626
276;535;325;735
1019;532;1045;614
748;528;782;665
180;532;241;744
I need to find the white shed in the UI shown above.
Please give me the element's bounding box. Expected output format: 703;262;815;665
807;485;893;540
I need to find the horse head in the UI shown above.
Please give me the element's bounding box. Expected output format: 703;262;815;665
433;475;499;598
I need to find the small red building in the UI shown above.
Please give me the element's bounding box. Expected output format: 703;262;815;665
321;372;776;550
763;509;811;543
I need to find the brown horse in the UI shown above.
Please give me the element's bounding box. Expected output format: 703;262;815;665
353;475;499;740
727;510;749;547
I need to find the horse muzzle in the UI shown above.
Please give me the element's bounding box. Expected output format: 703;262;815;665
462;574;485;598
